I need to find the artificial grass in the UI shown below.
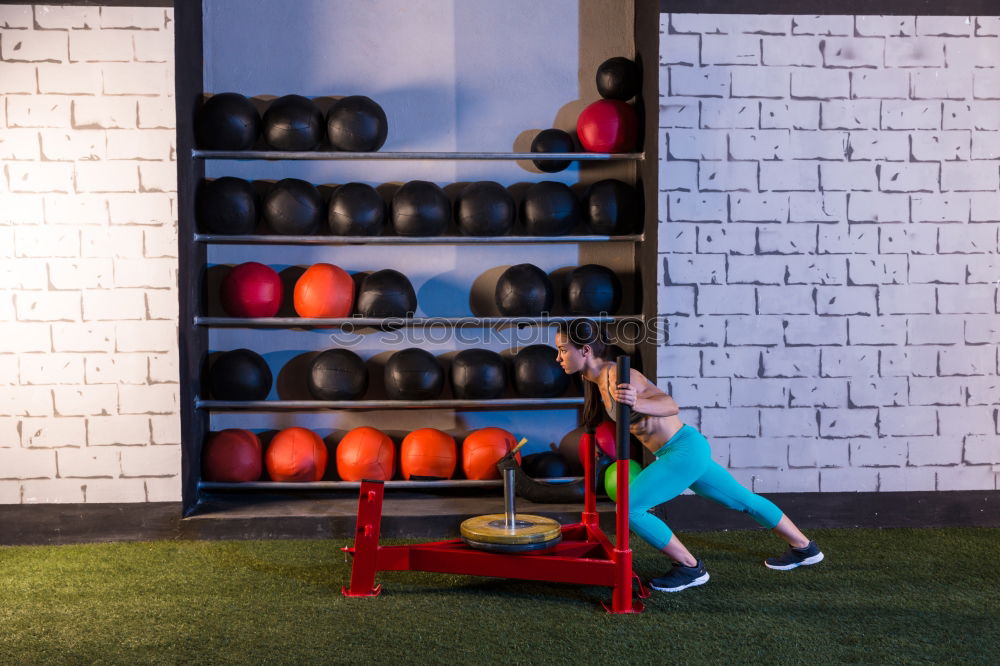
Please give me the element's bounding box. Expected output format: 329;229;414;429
0;528;997;665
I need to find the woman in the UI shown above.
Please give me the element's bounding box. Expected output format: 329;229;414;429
555;319;824;592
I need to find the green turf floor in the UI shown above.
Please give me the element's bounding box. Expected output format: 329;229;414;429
1;527;997;665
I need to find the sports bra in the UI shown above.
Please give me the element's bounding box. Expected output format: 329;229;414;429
603;367;647;424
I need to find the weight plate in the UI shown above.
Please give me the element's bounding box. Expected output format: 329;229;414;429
461;534;562;554
459;513;562;545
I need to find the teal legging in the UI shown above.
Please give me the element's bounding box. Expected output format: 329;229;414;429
628;425;784;550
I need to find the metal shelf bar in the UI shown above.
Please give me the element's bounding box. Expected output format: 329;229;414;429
198;398;583;410
194;150;644;161
195;233;644;245
199;478;582;491
194;315;642;327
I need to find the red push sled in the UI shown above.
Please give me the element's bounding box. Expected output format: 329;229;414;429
342;357;647;614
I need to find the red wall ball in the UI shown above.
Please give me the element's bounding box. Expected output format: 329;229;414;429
203;428;262;482
293;263;355;318
594;420;616;458
400;428;456;480
576;99;638;153
462;426;520;481
336;426;395;481
221;261;283;317
265;426;328;482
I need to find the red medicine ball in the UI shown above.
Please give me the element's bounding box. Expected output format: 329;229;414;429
221;261;283;317
400;428;456;480
462;427;520;481
293;263;355;318
576;99;638;153
594;420;616;458
265;426;328;482
336;426;395;481
203;428;262;482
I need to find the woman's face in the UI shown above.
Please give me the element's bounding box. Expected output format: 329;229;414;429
555;332;587;375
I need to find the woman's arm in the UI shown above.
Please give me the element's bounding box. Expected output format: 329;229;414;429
610;367;680;418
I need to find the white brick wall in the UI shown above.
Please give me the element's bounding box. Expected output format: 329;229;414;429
660;13;1000;492
0;5;179;504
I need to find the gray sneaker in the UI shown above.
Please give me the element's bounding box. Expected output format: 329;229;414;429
765;541;824;570
649;559;710;592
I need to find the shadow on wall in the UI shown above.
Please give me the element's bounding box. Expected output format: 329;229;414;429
453;0;579;152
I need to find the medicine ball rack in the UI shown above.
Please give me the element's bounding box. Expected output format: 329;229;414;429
175;0;660;517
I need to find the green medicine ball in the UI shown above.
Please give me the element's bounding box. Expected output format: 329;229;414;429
604;460;642;502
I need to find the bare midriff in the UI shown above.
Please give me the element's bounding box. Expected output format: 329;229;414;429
597;365;685;454
627;414;685;454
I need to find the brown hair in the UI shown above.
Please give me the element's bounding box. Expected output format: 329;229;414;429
557;319;611;431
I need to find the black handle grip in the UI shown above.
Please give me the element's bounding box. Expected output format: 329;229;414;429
615;355;630;461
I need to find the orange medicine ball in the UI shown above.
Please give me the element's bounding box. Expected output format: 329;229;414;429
462;426;520;481
400;428;456;480
336;426;395;481
293;263;355;318
265;426;328;482
203;428;262;482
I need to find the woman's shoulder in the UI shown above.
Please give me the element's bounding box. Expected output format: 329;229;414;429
605;361;650;385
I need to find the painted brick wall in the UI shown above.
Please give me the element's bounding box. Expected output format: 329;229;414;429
658;14;1000;492
0;5;180;504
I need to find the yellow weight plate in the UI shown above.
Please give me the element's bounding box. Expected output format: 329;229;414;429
460;514;562;545
461;536;562;554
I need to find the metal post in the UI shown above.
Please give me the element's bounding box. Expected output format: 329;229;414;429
503;466;516;529
609;354;642;613
342;480;386;597
581;430;598;527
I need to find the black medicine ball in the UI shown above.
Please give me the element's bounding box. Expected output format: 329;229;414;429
596;57;641;101
521;181;580;236
530;129;576;173
456;181;515;236
195;92;260;150
208;348;272;401
384;348;444;400
391;180;450;236
308;349;368;400
196;177;257;234
262;94;324;151
565;264;623;315
356;269;417;318
326;95;388;152
328;182;386;236
262;178;323;235
522;451;570;478
494;264;554;317
512;344;569;398
583;179;638;235
450;348;506;399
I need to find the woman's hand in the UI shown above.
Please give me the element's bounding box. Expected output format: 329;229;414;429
613;382;638;407
610;367;680;419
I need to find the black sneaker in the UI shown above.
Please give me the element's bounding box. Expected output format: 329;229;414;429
765;541;824;570
649;559;710;592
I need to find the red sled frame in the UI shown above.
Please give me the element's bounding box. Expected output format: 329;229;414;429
342;357;647;614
